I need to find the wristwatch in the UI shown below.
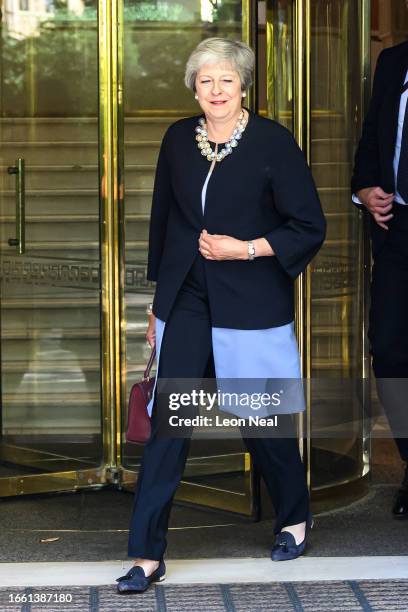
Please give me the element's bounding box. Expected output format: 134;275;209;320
146;302;153;315
247;241;256;261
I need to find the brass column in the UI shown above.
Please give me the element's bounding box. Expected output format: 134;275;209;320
293;0;311;478
99;0;123;475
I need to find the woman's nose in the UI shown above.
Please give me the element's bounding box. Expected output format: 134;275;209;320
212;82;221;95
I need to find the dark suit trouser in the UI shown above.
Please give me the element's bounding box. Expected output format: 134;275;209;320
369;205;408;462
128;255;310;560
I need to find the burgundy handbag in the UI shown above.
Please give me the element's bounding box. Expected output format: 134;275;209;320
126;347;156;444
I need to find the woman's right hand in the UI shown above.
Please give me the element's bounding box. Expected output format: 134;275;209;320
146;313;156;349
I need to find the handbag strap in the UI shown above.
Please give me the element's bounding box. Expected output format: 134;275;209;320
143;346;156;380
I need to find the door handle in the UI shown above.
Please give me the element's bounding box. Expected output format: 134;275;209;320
7;158;25;254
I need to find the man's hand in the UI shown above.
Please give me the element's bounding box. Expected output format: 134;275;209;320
356;186;395;230
198;229;247;260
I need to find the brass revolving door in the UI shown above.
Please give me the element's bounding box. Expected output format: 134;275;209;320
0;0;371;515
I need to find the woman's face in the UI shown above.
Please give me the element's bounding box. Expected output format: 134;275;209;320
195;62;243;122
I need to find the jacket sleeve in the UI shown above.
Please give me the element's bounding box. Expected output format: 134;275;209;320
351;49;388;194
263;126;326;280
146;128;175;282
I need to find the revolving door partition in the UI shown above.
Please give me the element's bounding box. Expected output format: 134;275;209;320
0;0;370;515
263;0;371;504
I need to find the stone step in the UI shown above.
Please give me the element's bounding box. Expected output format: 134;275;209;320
2;393;101;433
1;188;153;215
0;113;346;141
1;141;161;165
0;117;175;142
2;137;349;167
310;113;349;139
317;187;355;212
1;244;144;258
0;216;356;245
311;138;350;163
1;164;156;190
1;359;148;378
324;211;357;240
0;334;148;363
1;160;349;193
312;162;352;188
2;162;349;192
0;326;147;340
0;215;150;242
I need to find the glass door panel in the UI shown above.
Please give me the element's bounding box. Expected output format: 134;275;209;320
264;0;294;130
121;0;258;515
0;0;103;495
264;0;369;506
308;0;369;497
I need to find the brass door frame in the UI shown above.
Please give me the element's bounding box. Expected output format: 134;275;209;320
99;0;123;479
293;0;311;480
0;0;116;497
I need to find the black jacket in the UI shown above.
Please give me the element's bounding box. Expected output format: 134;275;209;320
351;41;408;255
148;108;326;329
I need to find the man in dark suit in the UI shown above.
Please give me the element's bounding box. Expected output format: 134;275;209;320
351;35;408;517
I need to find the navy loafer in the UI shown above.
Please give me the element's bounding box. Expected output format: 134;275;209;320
116;559;166;593
270;530;306;561
271;513;313;562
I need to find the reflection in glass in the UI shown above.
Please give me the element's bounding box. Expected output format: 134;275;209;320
309;0;367;489
0;1;102;480
265;0;293;131
122;1;249;510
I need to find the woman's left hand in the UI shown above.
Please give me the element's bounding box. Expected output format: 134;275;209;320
198;229;247;260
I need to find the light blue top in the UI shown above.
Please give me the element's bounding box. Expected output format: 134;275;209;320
146;153;305;417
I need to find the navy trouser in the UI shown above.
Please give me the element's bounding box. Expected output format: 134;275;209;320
369;204;408;462
128;254;310;560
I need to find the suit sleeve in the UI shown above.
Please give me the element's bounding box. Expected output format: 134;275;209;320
146;128;175;282
351;49;388;193
263;127;326;280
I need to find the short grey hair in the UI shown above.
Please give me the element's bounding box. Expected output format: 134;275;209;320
184;37;255;92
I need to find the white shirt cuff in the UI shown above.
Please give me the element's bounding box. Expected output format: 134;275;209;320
352;193;364;207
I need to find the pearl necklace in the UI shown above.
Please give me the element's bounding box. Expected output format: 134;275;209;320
195;108;248;162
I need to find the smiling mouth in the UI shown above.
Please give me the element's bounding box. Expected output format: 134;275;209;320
210;100;227;105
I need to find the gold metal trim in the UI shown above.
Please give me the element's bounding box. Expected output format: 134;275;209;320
293;0;311;480
0;469;105;497
99;0;122;472
360;0;372;470
238;0;258;515
0;443;99;471
116;0;126;470
304;0;312;490
360;0;371;383
120;449;256;517
312;472;370;514
242;0;258;109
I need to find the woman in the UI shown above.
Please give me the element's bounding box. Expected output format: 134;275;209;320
117;37;326;594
